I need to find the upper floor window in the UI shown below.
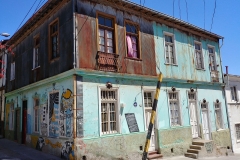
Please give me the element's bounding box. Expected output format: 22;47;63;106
125;22;139;59
33;36;40;69
230;86;238;101
49;19;59;60
208;46;216;71
195;42;204;69
164;33;176;65
98;14;115;54
10;62;15;81
168;91;181;126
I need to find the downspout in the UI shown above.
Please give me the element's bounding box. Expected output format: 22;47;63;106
219;38;233;152
73;0;76;69
73;74;77;139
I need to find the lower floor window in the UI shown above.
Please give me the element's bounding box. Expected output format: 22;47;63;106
169;92;181;126
236;124;240;140
100;89;118;135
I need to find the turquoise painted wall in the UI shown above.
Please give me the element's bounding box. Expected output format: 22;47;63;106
153;22;223;83
5;77;73;135
157;82;228;131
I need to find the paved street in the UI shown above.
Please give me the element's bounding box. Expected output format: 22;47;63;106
0;138;61;160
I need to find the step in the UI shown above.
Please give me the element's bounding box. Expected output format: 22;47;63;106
147;154;163;159
148;151;158;155
192;141;205;146
190;145;202;150
187;149;199;154
184;153;198;159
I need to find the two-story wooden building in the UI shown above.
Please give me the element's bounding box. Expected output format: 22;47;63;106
4;0;231;159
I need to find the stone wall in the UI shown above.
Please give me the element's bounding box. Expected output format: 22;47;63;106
211;129;231;148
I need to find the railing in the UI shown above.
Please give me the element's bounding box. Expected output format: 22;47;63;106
211;71;219;82
96;51;119;72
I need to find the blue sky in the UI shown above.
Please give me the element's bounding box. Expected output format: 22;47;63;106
0;0;238;75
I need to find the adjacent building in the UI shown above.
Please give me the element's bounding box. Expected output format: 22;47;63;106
3;0;231;159
225;73;240;152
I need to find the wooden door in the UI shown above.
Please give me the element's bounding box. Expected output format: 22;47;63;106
189;102;199;138
145;109;156;151
201;110;210;140
15;109;21;142
22;100;27;144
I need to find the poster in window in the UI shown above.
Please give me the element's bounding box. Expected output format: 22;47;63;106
125;113;139;133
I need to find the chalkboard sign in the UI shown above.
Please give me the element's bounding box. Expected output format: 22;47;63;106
125;113;139;133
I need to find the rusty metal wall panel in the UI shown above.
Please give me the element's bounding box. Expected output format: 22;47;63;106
77;15;97;69
76;0;157;76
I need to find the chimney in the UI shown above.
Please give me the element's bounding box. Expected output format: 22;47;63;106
225;66;228;75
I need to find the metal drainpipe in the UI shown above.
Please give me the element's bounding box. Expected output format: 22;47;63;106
219;38;233;152
73;0;76;69
73;74;77;153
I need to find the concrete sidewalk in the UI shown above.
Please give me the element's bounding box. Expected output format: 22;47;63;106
0;138;61;160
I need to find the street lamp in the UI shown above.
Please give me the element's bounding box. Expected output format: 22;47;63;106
0;33;10;37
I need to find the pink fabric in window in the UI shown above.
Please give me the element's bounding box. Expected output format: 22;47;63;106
126;35;133;57
131;37;137;58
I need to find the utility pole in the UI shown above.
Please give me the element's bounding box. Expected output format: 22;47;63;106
142;73;163;160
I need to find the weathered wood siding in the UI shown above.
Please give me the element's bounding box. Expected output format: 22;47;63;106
6;1;74;92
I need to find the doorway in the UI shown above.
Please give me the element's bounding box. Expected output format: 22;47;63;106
201;103;210;140
188;92;199;138
22;100;27;144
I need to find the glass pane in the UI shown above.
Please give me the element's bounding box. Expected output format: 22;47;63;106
99;29;104;37
98;16;105;25
208;47;213;53
107;47;113;53
165;35;172;43
106;31;112;38
99;45;105;52
99;37;105;45
110;122;116;131
195;43;201;50
110;112;115;121
105;18;112;27
107;39;113;47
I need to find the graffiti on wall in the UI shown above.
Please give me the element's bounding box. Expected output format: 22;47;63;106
40;103;48;136
49;92;59;137
33;136;74;159
60;89;73;137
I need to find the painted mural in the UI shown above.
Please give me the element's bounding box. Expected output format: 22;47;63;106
60;89;73;137
49;92;60;137
33;136;74;160
40;104;48;136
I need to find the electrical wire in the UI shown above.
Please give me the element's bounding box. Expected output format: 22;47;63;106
203;0;205;30
178;0;181;19
210;0;217;32
184;0;189;22
16;0;38;32
33;0;46;14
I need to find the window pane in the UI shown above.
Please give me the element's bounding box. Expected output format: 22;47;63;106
106;31;112;38
99;37;105;45
99;29;104;37
107;47;113;53
105;18;112;27
165;35;173;43
107;39;113;47
98;16;105;25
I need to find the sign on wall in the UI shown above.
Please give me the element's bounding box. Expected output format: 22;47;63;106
125;113;139;133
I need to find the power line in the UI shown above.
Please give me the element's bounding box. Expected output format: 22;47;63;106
16;0;38;32
203;0;205;30
178;0;181;19
34;0;46;14
184;0;188;22
210;0;217;32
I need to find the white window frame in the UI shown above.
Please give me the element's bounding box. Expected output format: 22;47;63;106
142;88;156;130
200;101;212;139
230;86;238;102
194;41;204;70
214;102;223;130
235;123;240;142
10;62;15;81
208;45;217;71
33;36;40;69
163;32;177;65
9;103;14;130
167;90;182;126
33;98;40;133
98;87;120;136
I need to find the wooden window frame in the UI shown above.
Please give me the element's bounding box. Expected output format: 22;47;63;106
33;34;40;69
164;32;177;65
124;20;141;60
96;11;118;55
49;18;59;61
98;87;119;136
168;91;182;126
194;41;205;70
230;86;238;101
208;45;216;71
